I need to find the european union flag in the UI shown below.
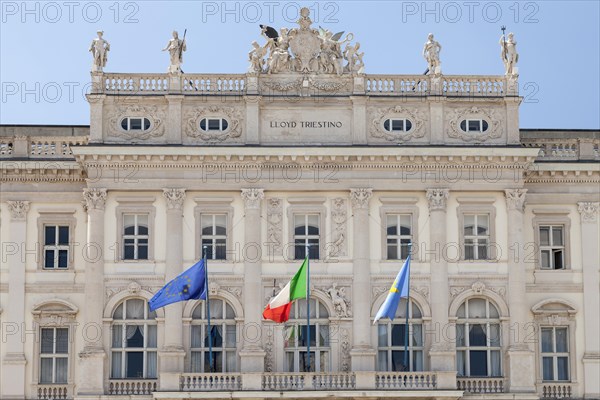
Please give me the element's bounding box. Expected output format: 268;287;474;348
149;259;207;312
373;254;411;323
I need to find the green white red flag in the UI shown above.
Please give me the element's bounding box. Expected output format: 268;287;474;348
262;258;308;323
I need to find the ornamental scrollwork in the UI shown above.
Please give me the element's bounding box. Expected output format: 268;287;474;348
184;106;243;142
108;105;165;140
447;106;502;142
369;106;426;142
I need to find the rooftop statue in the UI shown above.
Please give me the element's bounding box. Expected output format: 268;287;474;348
423;33;442;75
162;30;186;73
89;31;110;72
500;32;519;76
252;8;362;75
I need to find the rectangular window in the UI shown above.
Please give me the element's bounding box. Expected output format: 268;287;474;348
43;225;69;269
386;214;412;260
541;327;570;381
539;226;565;269
201;214;227;260
463;214;489;260
294;214;320;260
123;214;149;260
40;328;68;384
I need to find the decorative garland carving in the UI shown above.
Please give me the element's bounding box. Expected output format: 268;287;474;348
340;328;351;372
309;79;347;92
505;189;527;212
184;106;243;142
264;327;275;372
369;106;426;142
108;105;165;140
349;188;372;209
261;79;302;91
329;198;348;257
241;188;264;210
83;188;107;211
267;198;283;255
426;188;449;212
447;106;502;142
163;188;186;210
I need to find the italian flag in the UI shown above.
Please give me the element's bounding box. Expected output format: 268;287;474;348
262;258;308;323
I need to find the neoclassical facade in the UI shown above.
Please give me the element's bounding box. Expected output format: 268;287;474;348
1;13;599;400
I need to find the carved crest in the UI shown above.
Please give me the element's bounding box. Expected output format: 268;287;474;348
108;105;165;140
184;106;243;142
447;107;502;142
369;106;426;142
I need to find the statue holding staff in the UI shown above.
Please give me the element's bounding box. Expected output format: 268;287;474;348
163;30;187;73
500;29;519;76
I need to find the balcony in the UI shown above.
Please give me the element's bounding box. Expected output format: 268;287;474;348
457;377;505;394
538;382;574;399
119;371;463;399
36;384;69;400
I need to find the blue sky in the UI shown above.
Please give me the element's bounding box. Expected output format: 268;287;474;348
1;1;599;128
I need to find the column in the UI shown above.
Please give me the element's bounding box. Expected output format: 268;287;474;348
239;189;266;372
349;188;375;371
504;189;535;392
1;201;29;399
159;189;186;389
578;202;600;399
78;188;107;395
426;189;454;371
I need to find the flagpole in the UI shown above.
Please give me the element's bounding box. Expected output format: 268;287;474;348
306;243;311;373
404;243;412;371
203;245;213;372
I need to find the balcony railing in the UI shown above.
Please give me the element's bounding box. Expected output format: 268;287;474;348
457;377;504;393
0;136;88;160
95;72;513;98
539;382;574;399
376;371;437;389
261;372;356;391
181;373;242;391
108;379;157;395
37;384;69;400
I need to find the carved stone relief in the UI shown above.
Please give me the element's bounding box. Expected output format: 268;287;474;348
447;106;502;142
369;106;426;142
107;105;166;140
329;198;348;257
184;106;243;142
267;198;283;255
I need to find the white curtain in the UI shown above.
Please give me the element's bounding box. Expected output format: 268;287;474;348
191;352;202;372
126;325;141;341
146;352;157;378
378;351;388;371
126;299;145;319
40;358;53;383
111;352;122;378
456;351;466;376
208;299;223;319
490;350;501;376
55;358;68;383
147;325;157;348
112;325;123;348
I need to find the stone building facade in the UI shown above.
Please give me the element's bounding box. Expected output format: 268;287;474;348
1;15;599;400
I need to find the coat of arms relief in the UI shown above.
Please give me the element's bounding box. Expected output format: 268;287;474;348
248;8;364;77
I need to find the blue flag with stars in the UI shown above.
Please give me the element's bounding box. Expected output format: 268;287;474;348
373;254;411;323
149;259;207;312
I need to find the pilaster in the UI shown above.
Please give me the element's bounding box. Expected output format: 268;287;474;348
1;201;30;399
165;96;184;144
349;188;376;370
578;202;600;399
350;96;367;145
245;96;261;145
504;189;535;393
77;188;107;395
159;189;186;387
426;189;454;371
240;189;266;371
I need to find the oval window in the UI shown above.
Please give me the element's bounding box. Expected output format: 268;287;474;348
121;117;151;131
460;119;489;133
200;118;229;132
383;118;412;132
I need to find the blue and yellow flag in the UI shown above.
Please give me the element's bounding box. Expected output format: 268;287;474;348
373;254;411;323
149;259;207;311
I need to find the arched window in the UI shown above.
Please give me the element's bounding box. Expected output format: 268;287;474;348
377;298;423;372
284;298;329;372
191;299;237;372
456;298;501;377
111;299;157;379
